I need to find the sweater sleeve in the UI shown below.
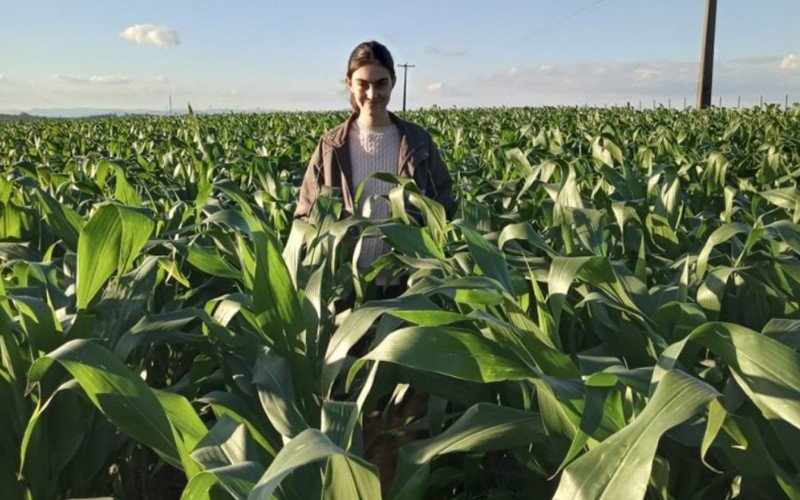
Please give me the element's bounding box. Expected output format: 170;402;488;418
294;139;324;220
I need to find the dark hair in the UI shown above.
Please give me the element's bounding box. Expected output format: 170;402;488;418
346;41;396;113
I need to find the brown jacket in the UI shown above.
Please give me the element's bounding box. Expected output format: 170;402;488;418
294;112;456;220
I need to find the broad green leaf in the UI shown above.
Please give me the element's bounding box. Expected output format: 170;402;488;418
76;204;154;309
359;326;530;384
114;308;205;361
498;222;557;257
321;400;360;451
199;391;280;456
187;244;241;279
252;347;308;439
655;322;800;430
27;339;180;468
155;389;207;478
554;370;718;500
458;223;515;293
695;223;748;280
379;223;445;260
322;295;447;395
249;429;380;500
183;462;264;500
10;295;63;352
389;403;546;499
113;165;142;207
35;188;82;251
248;222;305;350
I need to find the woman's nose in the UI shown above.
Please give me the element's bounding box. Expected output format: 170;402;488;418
366;86;376;100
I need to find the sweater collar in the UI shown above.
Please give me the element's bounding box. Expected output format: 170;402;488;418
323;111;413;149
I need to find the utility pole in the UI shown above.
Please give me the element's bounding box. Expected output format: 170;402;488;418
696;0;717;109
397;63;415;112
169;95;173;116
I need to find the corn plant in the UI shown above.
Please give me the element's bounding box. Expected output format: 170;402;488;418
1;105;800;499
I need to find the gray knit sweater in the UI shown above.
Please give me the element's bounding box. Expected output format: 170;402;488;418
348;121;401;275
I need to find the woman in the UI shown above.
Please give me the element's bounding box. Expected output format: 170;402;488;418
295;41;456;489
294;41;456;289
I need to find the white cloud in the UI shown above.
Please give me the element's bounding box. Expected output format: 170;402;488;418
779;54;799;73
0;74;5;83
426;83;443;93
154;75;170;84
120;24;179;48
482;61;694;96
89;75;133;85
412;55;800;108
52;74;133;85
633;68;662;83
426;46;468;57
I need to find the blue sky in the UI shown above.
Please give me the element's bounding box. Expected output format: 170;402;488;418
1;0;799;113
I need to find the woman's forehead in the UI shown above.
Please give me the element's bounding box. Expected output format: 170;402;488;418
351;64;392;82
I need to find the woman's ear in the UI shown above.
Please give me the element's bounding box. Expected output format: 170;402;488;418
345;76;351;87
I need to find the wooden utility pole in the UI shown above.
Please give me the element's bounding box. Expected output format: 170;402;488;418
397;63;415;112
696;0;718;109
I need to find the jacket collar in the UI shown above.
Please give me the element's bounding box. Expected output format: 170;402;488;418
323;112;415;147
321;111;426;176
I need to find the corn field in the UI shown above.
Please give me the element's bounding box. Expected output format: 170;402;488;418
2;105;800;499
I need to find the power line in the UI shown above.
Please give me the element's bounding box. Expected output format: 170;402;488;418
520;0;611;41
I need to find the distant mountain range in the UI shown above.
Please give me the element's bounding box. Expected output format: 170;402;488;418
0;108;170;119
0;107;276;120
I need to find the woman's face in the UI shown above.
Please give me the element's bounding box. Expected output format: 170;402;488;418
346;64;394;117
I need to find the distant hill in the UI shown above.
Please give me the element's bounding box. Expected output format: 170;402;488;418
27;108;170;118
0;107;278;120
0;112;40;122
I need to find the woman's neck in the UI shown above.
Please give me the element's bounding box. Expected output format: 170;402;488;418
357;111;391;129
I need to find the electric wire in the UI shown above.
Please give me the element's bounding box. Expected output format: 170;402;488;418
520;0;611;41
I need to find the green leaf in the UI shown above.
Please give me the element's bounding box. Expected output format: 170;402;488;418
322;295;448;395
252;347;308;439
76;204;154;309
498;222;557;257
657;322;800;431
27;339;180;468
695;223;748;280
458;223;515;293
154;389;207;478
389;403;546;499
554;370;718;500
321;400;360;452
547;256;609;345
187;244;241;279
114;308;205;361
700;398;726;472
379;223;445;260
360;326;530;384
10;295;63;352
35;188;82;251
198;391;279;456
183;462;264;500
248;222;305;350
249;429;380;500
113;165;142;207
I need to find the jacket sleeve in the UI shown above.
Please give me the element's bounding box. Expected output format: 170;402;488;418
427;137;457;220
294;139;324;220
